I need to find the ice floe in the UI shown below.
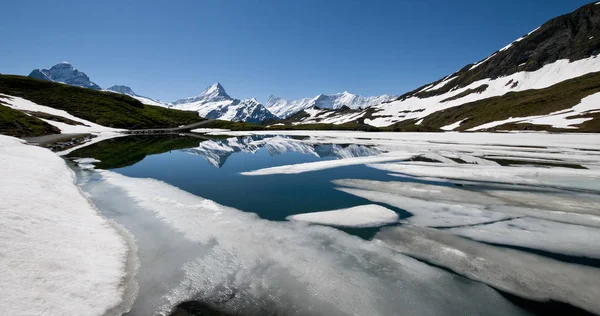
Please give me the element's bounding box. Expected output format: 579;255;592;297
336;187;516;227
368;162;600;191
333;179;600;221
241;152;414;175
287;204;399;227
449;217;600;259
375;226;600;315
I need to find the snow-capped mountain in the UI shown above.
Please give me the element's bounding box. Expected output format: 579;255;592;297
265;92;392;119
29;62;101;90
286;2;600;132
171;83;278;123
106;85;167;107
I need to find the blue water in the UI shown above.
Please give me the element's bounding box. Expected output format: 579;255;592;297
112;142;406;221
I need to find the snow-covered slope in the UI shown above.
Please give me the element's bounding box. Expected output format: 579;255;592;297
0;93;123;134
29;62;101;90
106;85;167;107
171;83;278;123
285;2;600;131
364;55;600;128
265;92;392;119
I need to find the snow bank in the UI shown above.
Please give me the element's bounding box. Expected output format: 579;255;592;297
241;152;414;175
88;170;526;316
287;204;399;227
0;135;132;315
376;226;600;315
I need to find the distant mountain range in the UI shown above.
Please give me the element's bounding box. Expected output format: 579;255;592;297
26;63;392;124
265;92;393;119
170;83;278;123
23;2;600;131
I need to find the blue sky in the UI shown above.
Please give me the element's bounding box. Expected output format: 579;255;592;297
0;0;592;103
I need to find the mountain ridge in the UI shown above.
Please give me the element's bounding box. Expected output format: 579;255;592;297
171;83;278;123
265;91;393;119
29;62;101;90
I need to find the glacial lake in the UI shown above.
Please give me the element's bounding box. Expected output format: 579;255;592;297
66;132;600;316
69;134;415;238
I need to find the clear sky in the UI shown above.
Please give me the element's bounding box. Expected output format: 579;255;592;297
0;0;593;103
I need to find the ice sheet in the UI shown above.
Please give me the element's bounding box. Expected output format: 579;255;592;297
0;135;132;315
368;162;600;191
89;170;527;316
333;179;600;219
449;217;600;259
287;204;399;227
336;188;516;227
376;226;600;315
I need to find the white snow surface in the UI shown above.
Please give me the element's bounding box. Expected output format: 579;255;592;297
287;204;399;227
0;135;131;315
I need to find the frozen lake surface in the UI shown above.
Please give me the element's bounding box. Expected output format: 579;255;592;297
68;132;600;316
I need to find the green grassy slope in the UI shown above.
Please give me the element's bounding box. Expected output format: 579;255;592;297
411;72;600;132
0;75;205;130
0;96;60;137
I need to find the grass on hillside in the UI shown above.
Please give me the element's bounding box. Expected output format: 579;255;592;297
67;135;204;169
0;75;205;130
415;72;600;132
0;103;61;137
